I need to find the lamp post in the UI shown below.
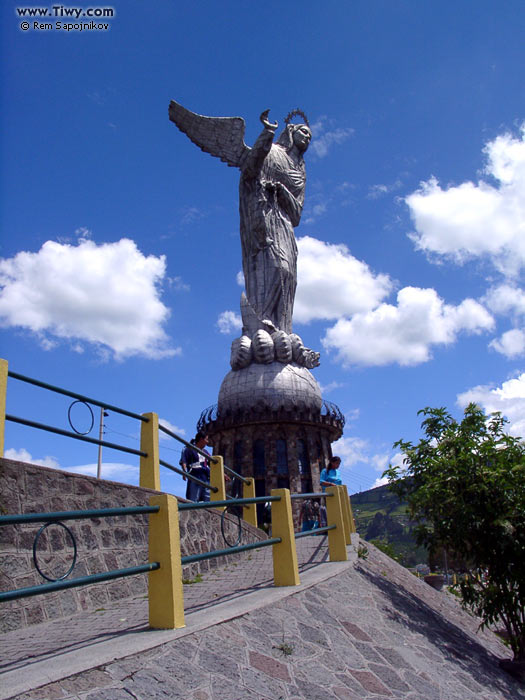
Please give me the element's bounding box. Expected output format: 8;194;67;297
96;407;109;479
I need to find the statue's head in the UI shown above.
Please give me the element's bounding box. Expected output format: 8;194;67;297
277;123;311;153
277;109;311;153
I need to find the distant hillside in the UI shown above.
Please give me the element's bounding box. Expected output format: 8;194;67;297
350;483;427;567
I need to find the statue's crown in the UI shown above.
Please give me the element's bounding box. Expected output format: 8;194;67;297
284;109;309;127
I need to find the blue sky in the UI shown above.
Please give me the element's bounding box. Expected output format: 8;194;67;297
2;1;525;498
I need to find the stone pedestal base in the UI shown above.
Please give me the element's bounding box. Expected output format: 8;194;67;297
197;362;344;525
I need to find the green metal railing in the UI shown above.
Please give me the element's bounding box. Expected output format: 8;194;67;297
0;506;160;603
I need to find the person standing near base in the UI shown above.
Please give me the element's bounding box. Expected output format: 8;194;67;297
180;432;211;502
320;456;343;491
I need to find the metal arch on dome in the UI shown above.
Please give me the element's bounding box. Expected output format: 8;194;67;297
321;400;346;428
197;404;218;432
198;399;345;431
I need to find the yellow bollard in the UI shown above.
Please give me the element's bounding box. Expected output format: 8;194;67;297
140;412;160;491
148;493;185;629
343;485;357;534
325;486;348;562
340;485;351;544
209;455;226;510
0;359;7;457
242;477;257;527
270;488;300;586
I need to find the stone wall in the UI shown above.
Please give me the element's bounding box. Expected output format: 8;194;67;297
0;459;266;632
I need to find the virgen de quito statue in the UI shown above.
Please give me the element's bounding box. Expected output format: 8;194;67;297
169;101;319;370
169;101;344;498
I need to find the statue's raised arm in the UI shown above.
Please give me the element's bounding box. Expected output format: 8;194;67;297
169;101;319;369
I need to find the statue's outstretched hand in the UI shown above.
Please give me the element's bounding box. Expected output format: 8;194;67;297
260;109;278;132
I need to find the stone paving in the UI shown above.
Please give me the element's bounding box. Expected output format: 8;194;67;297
2;538;524;700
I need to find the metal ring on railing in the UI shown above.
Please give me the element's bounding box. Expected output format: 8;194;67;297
32;521;78;582
220;506;242;548
67;400;95;436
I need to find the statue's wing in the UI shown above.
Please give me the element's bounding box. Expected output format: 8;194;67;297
169;100;248;168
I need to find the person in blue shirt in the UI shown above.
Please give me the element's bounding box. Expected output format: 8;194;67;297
320;456;342;491
180;432;211;502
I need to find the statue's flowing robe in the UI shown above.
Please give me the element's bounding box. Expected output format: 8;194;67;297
239;129;305;334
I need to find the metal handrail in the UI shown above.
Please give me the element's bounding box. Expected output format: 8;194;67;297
179;495;281;511
158;423;216;463
0;563;160;602
181;537;280;565
159;458;219;493
158;423;249;486
290;492;333;500
0;506;160;526
5;415;147;457
223;464;250;484
0;504;162;603
8;370;148;422
295;524;335;539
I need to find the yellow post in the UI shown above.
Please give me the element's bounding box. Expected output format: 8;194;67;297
140;412;160;491
0;359;7;457
271;488;300;586
325;486;348;562
148;493;185;629
340;485;351;544
347;488;357;534
242;478;257;527
209;455;226;510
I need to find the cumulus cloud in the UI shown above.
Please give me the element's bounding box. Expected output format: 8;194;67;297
217;310;242;334
4;447;59;469
64;462;139;484
331;436;369;466
489;329;525;358
159;418;186;441
457;373;525;437
367;180;402;200
406;124;525;277
317;380;344;394
322;286;494;367
294;236;392;323
309;116;354;158
485;283;525;316
0;237;179;360
483;284;525;358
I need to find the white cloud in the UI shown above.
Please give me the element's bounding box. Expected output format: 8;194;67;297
406;124;525;277
4;447;59;469
294;236;392;323
236;271;245;287
367;180;402;200
484;284;525;317
489;329;525;358
317;380;344;394
217;310;242;334
322;286;494;367
457;373;525;437
310;116;355;158
64;462;139;484
331;436;369;467
372;451;406;487
159;418;186;441
0;237;179;360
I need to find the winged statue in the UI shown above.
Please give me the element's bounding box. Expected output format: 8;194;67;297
169;100;319;370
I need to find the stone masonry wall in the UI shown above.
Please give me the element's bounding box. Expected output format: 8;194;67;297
0;459;266;632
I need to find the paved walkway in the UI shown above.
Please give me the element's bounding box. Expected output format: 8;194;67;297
2;537;524;700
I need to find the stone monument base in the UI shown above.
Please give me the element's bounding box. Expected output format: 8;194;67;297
198;362;344;523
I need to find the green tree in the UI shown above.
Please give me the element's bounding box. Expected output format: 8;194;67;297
384;403;525;666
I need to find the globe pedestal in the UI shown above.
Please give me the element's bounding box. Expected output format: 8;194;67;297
198;362;344;522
